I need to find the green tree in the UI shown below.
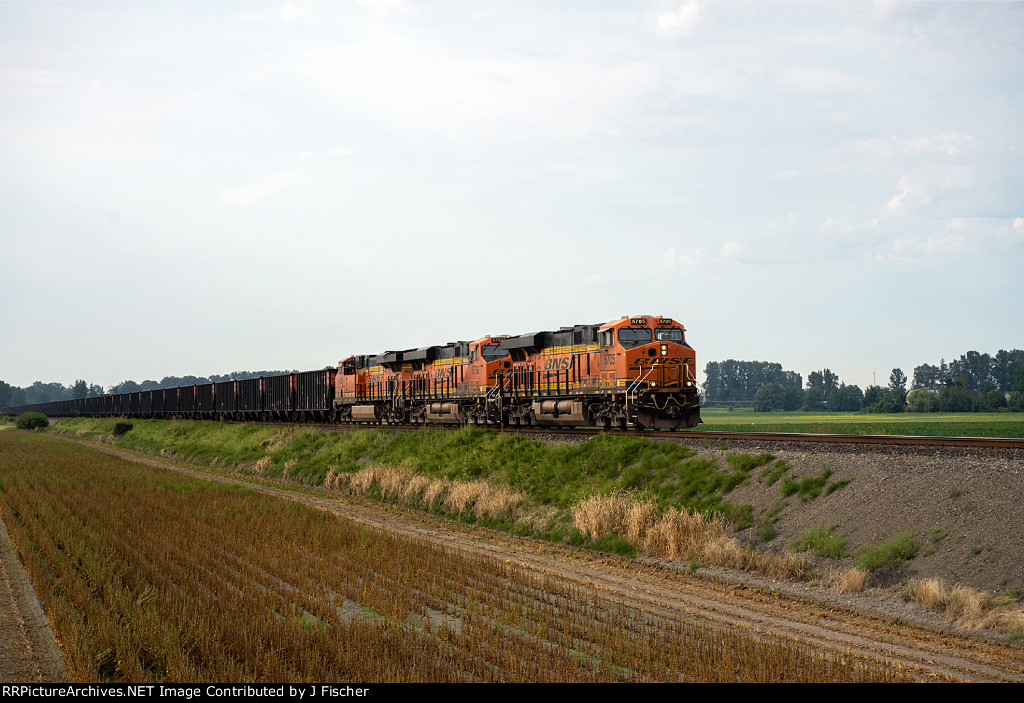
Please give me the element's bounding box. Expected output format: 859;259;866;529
753;384;786;412
15;412;48;430
938;383;980;412
984;389;1006;410
801;385;825;411
71;379;90;399
888;368;907;402
911;363;941;390
1013;366;1024;395
1009;391;1024;412
0;380;25;408
906;388;936;413
827;384;863;412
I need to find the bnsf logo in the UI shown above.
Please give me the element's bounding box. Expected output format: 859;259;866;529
544;358;574;371
629;357;686;369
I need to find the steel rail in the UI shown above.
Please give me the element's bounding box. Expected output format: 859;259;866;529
215;419;1024;450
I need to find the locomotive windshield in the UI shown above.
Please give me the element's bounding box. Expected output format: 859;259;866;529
654;329;683;342
618;328;653;348
481;345;509;360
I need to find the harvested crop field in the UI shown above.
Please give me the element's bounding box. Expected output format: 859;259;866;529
2;431;1023;683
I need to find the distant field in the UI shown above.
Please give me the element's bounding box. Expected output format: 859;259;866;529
693;410;1024;438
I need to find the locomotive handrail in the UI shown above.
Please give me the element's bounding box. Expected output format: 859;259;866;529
625;364;656;427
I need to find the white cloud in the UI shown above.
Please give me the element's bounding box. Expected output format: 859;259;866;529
820;217;854;233
775;66;872;95
218;170;310;207
939;166;976;189
877;234;963;262
886;177;930;214
293;36;662;141
720;240;741;258
357;0;409;18
853;133;977;160
995;217;1024;241
653;2;702;37
662;246;707;268
280;3;312;23
877;220;979;262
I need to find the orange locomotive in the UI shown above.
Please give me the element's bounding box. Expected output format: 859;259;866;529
335;315;701;430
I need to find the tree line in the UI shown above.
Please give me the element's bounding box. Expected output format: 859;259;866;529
704;349;1024;413
0;371;296;409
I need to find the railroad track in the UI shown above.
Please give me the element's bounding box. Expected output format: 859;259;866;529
219;419;1024;450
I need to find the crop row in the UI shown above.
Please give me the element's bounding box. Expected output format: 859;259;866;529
0;432;907;682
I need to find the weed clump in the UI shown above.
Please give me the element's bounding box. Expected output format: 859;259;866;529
16;412;48;430
790;524;847;558
833;567;868;594
902;578;1024;634
779;467;834;502
855;532;920;571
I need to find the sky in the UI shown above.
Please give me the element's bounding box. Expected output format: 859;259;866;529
1;0;1022;392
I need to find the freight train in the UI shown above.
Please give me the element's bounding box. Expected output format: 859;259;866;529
3;315;702;430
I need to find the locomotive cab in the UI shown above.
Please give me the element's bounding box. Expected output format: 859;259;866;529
597;316;702;429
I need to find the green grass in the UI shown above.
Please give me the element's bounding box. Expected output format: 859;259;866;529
692;409;1024;438
855;532;921;571
756;499;786;542
758;459;790;486
778;467;834;502
789;524;847;559
49;418;758;528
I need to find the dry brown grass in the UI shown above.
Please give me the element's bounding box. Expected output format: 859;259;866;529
572;493;658;542
347;466;381;495
253;455;272;475
344;465;524;522
518;505;560;534
624;501;658;544
422;478;449;508
444;480;525;520
258;431;290;452
402;475;432;505
832;567;868;594
377;467;412;499
643;507;728;560
573;494;815;581
282;458;296;480
902;578;1024;634
323;466;345;491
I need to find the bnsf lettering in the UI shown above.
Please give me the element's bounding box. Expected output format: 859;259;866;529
544;358;574;371
629;357;686;369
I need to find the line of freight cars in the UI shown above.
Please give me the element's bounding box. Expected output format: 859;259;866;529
8;369;338;422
